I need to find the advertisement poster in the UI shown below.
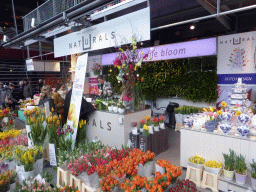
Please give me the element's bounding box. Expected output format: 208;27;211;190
217;31;256;84
88;55;102;95
66;53;88;148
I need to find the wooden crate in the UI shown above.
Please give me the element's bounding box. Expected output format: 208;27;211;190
185;165;203;188
81;182;102;192
57;167;70;188
69;174;82;191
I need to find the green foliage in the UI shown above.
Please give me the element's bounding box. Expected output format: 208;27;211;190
235;154;247;174
251;161;256;179
223;149;235;171
103;56;218;103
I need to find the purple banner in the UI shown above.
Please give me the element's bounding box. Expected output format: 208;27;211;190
218;74;256;84
102;38;216;65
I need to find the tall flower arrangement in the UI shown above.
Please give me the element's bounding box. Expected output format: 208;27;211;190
113;37;149;104
46;113;61;147
92;63;102;75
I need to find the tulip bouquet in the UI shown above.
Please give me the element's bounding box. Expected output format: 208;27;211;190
2;108;10;117
152;117;159;127
56;125;73;152
140;120;145;128
0;129;21;140
0;171;10;191
143;124;149;136
76;119;87;145
0;146;15;161
46;113;62;147
0;135;28;148
169;179;199;192
120;175;148;191
145;115;152;126
100;175;119;192
14;147;36;172
21;179;45;192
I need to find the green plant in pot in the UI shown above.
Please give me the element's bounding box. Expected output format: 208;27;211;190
112;102;118;113
118;102;125;114
235;154;247;185
223;149;235;181
251;160;256;189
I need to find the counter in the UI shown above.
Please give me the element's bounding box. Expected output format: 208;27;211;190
86;109;151;149
180;127;256;168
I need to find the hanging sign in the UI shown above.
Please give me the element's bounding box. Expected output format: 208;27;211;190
66;53;88;149
217;31;256;84
26;59;34;71
102;38;217;65
54;8;150;57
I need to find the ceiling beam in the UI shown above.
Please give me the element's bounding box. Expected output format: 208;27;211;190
196;0;232;30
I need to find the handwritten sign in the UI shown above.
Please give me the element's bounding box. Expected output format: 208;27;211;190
49;143;57;166
44;101;50;117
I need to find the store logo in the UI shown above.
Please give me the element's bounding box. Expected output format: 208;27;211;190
219;36;256;45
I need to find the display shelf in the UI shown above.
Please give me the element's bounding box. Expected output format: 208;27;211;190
218;174;256;192
180;128;256;169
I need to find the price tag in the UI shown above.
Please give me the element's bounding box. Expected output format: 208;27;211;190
49;143;57;166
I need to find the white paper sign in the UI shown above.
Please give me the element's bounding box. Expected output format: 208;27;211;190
49;143;57;166
66;53;88;148
26;59;34;71
54;8;150;57
26;125;34;148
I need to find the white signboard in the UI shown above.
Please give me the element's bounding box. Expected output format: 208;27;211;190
54;8;150;57
217;31;256;84
66;53;88;148
49;143;57;166
26;59;34;71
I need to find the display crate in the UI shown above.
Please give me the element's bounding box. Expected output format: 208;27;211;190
57;167;70;188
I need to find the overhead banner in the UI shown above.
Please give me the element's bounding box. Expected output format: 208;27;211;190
54;8;150;57
102;38;217;65
88;55;102;95
66;53;88;149
217;31;256;84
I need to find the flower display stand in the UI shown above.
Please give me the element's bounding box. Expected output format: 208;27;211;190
185;165;203;188
201;170;220;192
81;182;101;192
139;134;152;152
69;174;82;191
129;133;139;150
57;167;70;188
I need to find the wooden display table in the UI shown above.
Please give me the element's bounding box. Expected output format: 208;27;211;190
86;109;151;149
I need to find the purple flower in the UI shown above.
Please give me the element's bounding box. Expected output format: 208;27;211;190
61;130;64;134
67;125;70;129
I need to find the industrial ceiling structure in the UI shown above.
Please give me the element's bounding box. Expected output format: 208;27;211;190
0;0;256;58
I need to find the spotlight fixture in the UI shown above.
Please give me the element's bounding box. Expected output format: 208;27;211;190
31;18;36;28
190;24;195;30
85;14;91;21
3;35;7;42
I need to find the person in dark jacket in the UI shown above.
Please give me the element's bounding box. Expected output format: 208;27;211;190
6;82;18;109
39;85;55;111
18;81;24;101
63;85;95;124
23;79;32;99
0;82;5;109
36;79;44;94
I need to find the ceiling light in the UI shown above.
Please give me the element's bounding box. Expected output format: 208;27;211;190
3;35;7;42
31;18;36;28
190;24;195;30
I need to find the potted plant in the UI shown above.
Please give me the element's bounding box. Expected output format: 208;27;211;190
145;116;153;134
223;149;235;181
131;122;138;135
251;160;256;189
235;154;247;185
159;116;165;129
188;155;205;169
204;160;222;175
139;120;145;133
108;102;113;112
118;102;125;114
92;63;102;76
113;103;118;113
204;107;218;132
152;117;160;131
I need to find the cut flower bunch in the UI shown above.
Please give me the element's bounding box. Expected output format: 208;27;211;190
189;155;205;165
204;160;222;168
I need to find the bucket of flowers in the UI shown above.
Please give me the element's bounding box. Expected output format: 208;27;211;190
92;62;102;76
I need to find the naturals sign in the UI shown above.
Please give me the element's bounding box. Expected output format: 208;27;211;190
217;31;256;84
54;8;150;57
102;38;217;65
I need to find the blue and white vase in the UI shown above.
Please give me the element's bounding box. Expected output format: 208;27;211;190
237;125;250;137
205;121;218;132
238;114;250;124
219;123;232;135
220;112;232;121
184;116;193;128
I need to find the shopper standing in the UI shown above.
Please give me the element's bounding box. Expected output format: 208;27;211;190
0;82;5;108
39;85;55;110
23;79;32;99
54;82;66;123
36;79;44;94
6;82;18;109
